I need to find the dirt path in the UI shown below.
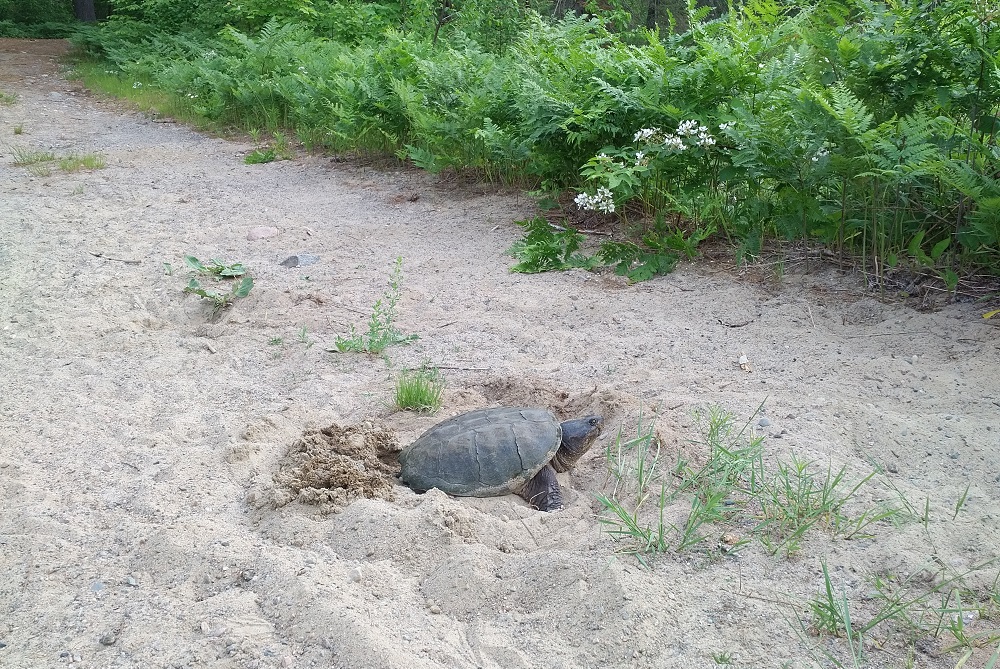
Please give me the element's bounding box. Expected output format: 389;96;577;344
1;39;998;669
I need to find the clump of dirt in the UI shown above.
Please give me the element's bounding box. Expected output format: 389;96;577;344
270;423;402;513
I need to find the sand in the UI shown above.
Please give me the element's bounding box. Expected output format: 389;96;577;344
1;38;998;669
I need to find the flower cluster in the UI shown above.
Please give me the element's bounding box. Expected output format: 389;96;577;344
632;120;718;151
675;120;715;147
811;148;830;162
574;187;616;214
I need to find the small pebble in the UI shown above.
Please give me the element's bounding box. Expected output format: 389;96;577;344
90;581;104;592
279;253;319;268
347;567;362;583
126;576;137;587
99;631;116;646
949;452;960;460
429;605;442;614
887;462;898;473
757;417;771;427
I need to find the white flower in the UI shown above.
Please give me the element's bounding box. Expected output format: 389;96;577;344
676;119;700;136
663;134;685;150
718;121;735;131
132;82;142;89
633;127;659;142
811;148;830;162
574;188;615;214
635;151;645;164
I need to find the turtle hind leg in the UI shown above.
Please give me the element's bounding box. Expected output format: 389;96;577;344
519;464;563;512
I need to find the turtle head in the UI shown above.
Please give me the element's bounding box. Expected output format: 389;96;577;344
552;415;603;472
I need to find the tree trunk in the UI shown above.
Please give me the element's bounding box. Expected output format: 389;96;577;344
74;0;97;22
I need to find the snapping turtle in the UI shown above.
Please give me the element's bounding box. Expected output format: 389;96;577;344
399;407;603;511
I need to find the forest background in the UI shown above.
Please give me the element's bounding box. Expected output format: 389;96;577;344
2;0;998;286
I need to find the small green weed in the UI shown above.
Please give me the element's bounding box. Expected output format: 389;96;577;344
0;90;17;105
13;124;23;135
245;148;276;164
395;366;445;413
297;326;314;349
181;255;254;311
272;130;293;160
332;257;418;354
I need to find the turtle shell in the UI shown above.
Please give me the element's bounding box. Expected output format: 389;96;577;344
399;407;562;498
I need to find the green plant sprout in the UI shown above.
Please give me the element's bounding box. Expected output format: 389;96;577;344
332;257;418;354
181;255;253;311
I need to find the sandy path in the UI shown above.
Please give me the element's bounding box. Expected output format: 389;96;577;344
1;39;998;668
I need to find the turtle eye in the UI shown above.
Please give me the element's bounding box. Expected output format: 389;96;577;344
589;417;601;427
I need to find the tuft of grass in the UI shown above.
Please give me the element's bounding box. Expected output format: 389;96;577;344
58;152;106;172
332;257;418;354
13;124;23;135
395;366;445;413
11;145;55;166
0;90;17;105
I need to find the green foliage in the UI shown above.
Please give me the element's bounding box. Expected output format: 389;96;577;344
76;0;1000;274
506;217;600;273
184;255;248;277
395;366;445;413
0;89;17;105
181;255;253;311
184;276;254;309
333;257;419;354
245;147;276;164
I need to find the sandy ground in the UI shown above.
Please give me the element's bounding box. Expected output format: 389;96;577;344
1;39;999;669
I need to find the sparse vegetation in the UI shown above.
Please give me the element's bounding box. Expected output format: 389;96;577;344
0;90;17;105
58;152;106;172
332;257;418;354
394;366;445;413
598;405;897;560
9;145;106;175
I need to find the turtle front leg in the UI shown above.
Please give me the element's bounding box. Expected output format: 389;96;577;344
519;464;563;511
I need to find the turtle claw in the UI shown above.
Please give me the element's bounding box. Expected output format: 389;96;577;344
520;464;563;512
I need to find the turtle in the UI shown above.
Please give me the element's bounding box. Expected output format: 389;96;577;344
398;407;603;512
